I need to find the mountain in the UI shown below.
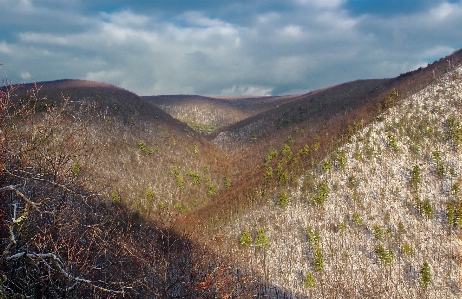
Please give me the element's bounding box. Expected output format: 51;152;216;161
1;49;462;298
143;94;301;135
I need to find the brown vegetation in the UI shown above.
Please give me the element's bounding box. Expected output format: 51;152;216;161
1;48;462;298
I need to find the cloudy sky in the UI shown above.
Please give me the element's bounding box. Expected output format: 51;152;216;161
1;0;462;96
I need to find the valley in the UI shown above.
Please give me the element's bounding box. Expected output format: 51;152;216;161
1;49;462;298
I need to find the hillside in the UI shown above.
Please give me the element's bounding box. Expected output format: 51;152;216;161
211;66;462;298
144;94;300;135
1;50;462;298
6;80;234;219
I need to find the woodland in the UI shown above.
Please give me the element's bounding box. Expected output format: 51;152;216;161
1;49;462;298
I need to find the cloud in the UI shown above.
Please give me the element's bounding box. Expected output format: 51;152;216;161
1;1;462;96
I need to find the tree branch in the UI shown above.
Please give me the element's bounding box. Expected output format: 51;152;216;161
6;252;127;295
0;184;40;212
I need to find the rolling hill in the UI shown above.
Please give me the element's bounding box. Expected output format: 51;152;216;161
1;49;462;298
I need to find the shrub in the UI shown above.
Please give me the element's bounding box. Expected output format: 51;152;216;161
336;151;347;170
172;166;180;176
277;190;290;207
306;227;321;249
303;272;316;288
175;203;186;214
375;245;395;266
188;170;201;185
313;247;325;272
372;224;383;240
421;198;434;219
206;182;217;196
420;262;432;289
223;176;231;188
310;182;329;206
387;133;399;151
402;242;415;258
352;213;363;226
265;149;278;164
411;165;421;190
111;191;121;204
254;228;270;249
145;188;154;201
264;166;274;179
72;160;82;175
321;159;333;173
177;175;184;189
239;231;253;246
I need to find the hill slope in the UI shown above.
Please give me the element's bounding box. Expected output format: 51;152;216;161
2;51;462;298
206;64;462;298
144;94;300;135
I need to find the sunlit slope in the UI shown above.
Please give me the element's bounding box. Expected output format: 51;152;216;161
219;67;462;298
12;80;233;219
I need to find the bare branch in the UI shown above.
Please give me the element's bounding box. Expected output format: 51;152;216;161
0;184;40;212
6;252;127;295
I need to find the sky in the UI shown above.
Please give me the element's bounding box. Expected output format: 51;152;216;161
1;0;462;96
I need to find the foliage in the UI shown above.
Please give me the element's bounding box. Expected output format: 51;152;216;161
72;160;82;175
410;165;421;190
402;242;415;258
372;224;383;240
145;187;155;201
265;149;278;165
375;245;395;266
177;174;185;189
188;170;201;185
309;182;329;206
277;190;291;207
223;176;231;188
264;166;274;179
336;151;347;170
420;262;432;289
387;133;399;151
111;191;121;204
321;159;333;173
239;231;253;246
303;272;316;288
206;182;217;196
254;228;270;249
352;213;363;226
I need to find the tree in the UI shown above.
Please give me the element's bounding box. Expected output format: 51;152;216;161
0;84;130;297
239;231;253;246
420;262;432;290
277;190;290;207
254;228;270;249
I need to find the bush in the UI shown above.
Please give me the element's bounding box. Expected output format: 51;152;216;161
277;190;290;207
411;165;421;190
223;176;231;188
239;231;253;246
303;272;316;288
254;228;270;248
387;133;399;151
420;262;432;289
375;245;395;266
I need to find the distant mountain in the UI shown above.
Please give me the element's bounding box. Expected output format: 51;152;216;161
144;94;300;135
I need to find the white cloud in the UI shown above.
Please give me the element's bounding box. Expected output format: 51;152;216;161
295;0;345;9
1;1;462;96
20;71;31;80
219;85;273;96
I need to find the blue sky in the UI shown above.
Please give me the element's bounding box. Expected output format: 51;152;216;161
1;0;462;96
